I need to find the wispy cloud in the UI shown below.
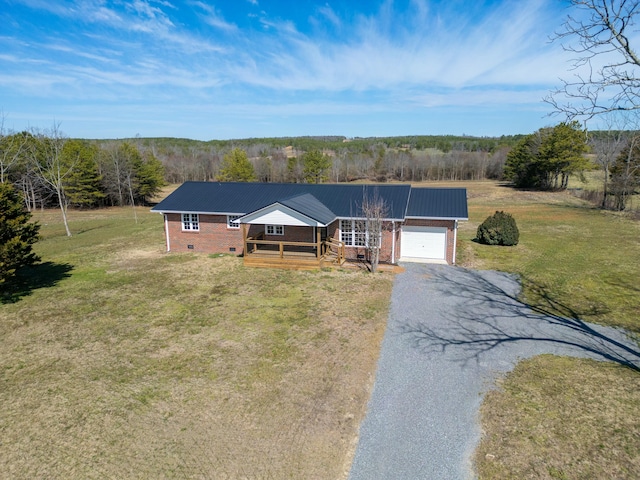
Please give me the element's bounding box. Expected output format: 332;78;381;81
229;0;564;92
1;0;572;138
191;1;238;32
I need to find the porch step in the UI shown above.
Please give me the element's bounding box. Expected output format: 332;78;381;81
244;255;324;271
243;254;345;270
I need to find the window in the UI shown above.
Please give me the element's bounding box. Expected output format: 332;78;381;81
266;225;284;236
340;219;367;247
182;213;199;231
227;215;241;229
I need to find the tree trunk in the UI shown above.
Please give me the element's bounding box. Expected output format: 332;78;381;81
57;187;72;237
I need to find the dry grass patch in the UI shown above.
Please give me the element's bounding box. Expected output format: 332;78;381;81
0;208;393;479
476;355;640;480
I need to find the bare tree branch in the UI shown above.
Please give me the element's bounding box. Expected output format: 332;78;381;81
546;0;640;121
360;187;389;273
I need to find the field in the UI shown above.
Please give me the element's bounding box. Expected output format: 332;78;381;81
1;181;639;479
453;181;640;333
476;355;640;479
0;207;393;479
438;180;640;480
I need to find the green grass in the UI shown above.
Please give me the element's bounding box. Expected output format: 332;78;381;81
476;355;640;480
442;181;640;480
458;187;640;333
3;184;639;479
0;206;393;479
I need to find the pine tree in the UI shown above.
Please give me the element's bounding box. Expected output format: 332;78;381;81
62;140;104;207
504;122;589;190
610;135;640;211
302;149;331;183
135;150;165;204
0;182;40;284
218;148;256;182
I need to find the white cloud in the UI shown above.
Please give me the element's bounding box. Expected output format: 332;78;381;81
223;0;567;94
191;1;238;32
316;4;341;29
2;0;574;138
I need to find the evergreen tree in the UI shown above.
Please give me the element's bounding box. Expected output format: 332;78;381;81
62;140;104;207
286;156;303;183
0;182;40;284
302;149;331;183
504;122;589;189
135;150;165;204
503;133;542;188
218;148;256;182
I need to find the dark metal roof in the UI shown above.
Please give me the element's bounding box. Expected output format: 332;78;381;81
278;193;336;225
406;187;468;219
152;182;467;221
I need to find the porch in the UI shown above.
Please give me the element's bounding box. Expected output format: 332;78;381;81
243;230;346;270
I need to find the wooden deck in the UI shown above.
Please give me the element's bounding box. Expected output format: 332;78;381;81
243;236;346;270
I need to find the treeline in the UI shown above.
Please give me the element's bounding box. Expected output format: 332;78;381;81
0;129;165;212
132;134;523;154
114;134;516;184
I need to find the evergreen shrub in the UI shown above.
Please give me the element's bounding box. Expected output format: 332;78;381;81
476;211;519;246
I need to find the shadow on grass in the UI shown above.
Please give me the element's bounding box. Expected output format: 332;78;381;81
398;267;640;372
1;262;74;304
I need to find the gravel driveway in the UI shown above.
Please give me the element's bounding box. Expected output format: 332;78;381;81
349;263;640;480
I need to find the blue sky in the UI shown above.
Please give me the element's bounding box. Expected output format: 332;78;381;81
1;0;576;140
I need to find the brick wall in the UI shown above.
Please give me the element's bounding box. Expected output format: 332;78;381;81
335;220;397;264
266;225;315;243
165;214;323;254
164;214;457;264
400;219;457;264
165;213;248;254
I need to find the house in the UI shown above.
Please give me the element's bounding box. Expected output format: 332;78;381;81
151;182;468;269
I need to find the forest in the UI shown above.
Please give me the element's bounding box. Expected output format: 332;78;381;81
1;126;639;215
107;133;519;185
0;131;521;213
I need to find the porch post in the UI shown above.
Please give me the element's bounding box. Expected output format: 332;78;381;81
316;228;321;258
242;223;248;255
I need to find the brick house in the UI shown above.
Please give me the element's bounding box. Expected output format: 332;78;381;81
151;182;468;269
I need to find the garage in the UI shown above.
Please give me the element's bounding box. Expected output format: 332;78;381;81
401;226;447;262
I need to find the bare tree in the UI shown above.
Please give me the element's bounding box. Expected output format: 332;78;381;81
610;132;640;209
361;188;389;273
588;114;635;207
546;0;640;120
30;125;73;236
0;114;29;183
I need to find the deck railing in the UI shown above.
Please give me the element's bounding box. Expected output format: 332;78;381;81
323;238;346;264
245;234;345;264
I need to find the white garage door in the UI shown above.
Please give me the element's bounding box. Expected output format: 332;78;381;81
401;226;447;261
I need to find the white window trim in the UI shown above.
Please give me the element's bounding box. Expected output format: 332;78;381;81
182;213;200;231
340;219;381;249
266;224;284;236
340;219;367;247
227;215;241;229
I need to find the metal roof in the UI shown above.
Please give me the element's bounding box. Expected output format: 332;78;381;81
152;182;467;221
278;193;336;225
406;187;468;220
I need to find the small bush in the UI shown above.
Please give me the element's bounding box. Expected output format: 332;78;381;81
476;211;519;246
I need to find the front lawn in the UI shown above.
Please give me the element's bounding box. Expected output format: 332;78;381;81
457;183;640;334
443;181;640;480
0;207;392;479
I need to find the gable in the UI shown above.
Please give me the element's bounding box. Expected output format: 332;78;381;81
238;203;326;227
278;193;336;225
